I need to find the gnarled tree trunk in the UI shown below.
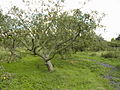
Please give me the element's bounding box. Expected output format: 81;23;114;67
45;60;54;72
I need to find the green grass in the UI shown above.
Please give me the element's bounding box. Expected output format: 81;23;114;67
0;52;118;90
74;52;120;66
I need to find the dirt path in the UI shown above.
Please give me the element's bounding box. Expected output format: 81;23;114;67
81;58;120;90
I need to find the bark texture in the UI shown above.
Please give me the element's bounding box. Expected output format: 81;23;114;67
46;60;54;72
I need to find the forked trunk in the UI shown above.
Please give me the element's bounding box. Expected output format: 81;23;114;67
45;60;54;72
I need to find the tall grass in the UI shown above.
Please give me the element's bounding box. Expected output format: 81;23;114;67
101;51;120;58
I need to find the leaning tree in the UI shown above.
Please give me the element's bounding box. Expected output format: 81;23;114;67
2;0;103;71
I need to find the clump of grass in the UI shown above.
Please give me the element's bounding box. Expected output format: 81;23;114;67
101;51;120;58
90;53;96;56
116;65;120;70
0;65;14;90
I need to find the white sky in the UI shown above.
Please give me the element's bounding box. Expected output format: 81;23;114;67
0;0;120;41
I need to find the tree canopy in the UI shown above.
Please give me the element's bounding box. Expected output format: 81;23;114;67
0;0;104;71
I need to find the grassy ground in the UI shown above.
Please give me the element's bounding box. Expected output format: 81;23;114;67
0;52;119;90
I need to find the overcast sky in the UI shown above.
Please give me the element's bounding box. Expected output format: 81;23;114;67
0;0;120;41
